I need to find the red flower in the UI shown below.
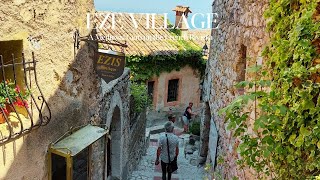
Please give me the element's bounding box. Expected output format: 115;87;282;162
13;99;29;108
15;85;21;93
23;100;29;108
3;108;9;115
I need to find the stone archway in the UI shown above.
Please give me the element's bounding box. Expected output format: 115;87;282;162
104;91;125;180
108;106;121;180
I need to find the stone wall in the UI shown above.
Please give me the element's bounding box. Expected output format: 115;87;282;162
202;0;269;179
128;108;148;175
0;1;100;179
90;68;131;180
199;102;211;163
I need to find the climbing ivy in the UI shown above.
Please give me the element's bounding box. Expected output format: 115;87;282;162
167;23;182;36
220;0;320;179
126;49;206;81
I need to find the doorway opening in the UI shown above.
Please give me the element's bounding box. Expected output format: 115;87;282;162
147;81;155;100
107;106;121;180
236;44;247;95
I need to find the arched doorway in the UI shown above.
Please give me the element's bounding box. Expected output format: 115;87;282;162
107;106;122;180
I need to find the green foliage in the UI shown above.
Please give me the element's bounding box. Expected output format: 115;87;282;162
217;155;225;165
190;121;200;136
170;39;202;51
126;18;204;81
204;163;223;180
130;82;151;113
220;0;320;179
168;32;202;51
0;80;30;108
231;177;239;180
167;23;182;36
127;49;206;81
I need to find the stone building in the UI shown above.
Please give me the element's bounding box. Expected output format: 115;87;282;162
94;9;210;112
0;1;147;179
201;0;269;179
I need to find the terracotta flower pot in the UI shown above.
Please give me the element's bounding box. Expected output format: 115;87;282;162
13;105;29;118
0;112;6;124
0;105;11;124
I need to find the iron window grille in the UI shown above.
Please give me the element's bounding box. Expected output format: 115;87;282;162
0;52;51;145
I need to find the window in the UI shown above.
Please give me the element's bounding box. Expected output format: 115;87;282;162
0;40;52;145
72;148;89;179
237;44;247;95
238;44;247;82
0;40;27;123
167;79;179;102
200;82;203;102
51;153;66;180
0;40;24;88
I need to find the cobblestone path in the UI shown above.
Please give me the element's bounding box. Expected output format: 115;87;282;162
130;128;206;180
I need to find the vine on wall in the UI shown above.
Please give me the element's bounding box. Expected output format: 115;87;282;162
126;49;206;81
220;0;320;179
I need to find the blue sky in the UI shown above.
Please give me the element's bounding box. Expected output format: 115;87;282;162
94;0;213;28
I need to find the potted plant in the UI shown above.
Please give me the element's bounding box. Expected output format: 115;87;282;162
0;80;30;124
0;102;10;124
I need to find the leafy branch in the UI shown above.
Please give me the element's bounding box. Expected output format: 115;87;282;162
220;0;320;179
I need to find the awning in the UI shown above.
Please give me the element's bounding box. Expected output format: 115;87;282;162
49;124;107;157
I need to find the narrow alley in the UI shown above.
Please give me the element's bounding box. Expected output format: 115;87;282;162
130;122;206;180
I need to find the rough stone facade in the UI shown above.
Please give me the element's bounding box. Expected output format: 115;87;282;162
90;69;148;180
90;69;131;180
0;1;145;180
0;1;99;179
128;109;148;174
202;0;269;179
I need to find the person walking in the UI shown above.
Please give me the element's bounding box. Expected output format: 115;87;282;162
168;114;176;123
182;102;197;132
168;108;176;123
155;121;179;180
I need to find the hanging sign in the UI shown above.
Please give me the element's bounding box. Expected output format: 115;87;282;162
94;49;125;83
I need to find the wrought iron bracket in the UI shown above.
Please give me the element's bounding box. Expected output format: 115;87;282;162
73;29;128;50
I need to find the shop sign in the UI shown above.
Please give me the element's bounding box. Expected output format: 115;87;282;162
94;49;125;83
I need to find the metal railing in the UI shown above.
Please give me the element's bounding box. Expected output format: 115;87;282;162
0;52;51;145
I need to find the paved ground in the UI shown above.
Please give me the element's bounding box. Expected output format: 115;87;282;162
146;107;202;128
129;127;206;180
